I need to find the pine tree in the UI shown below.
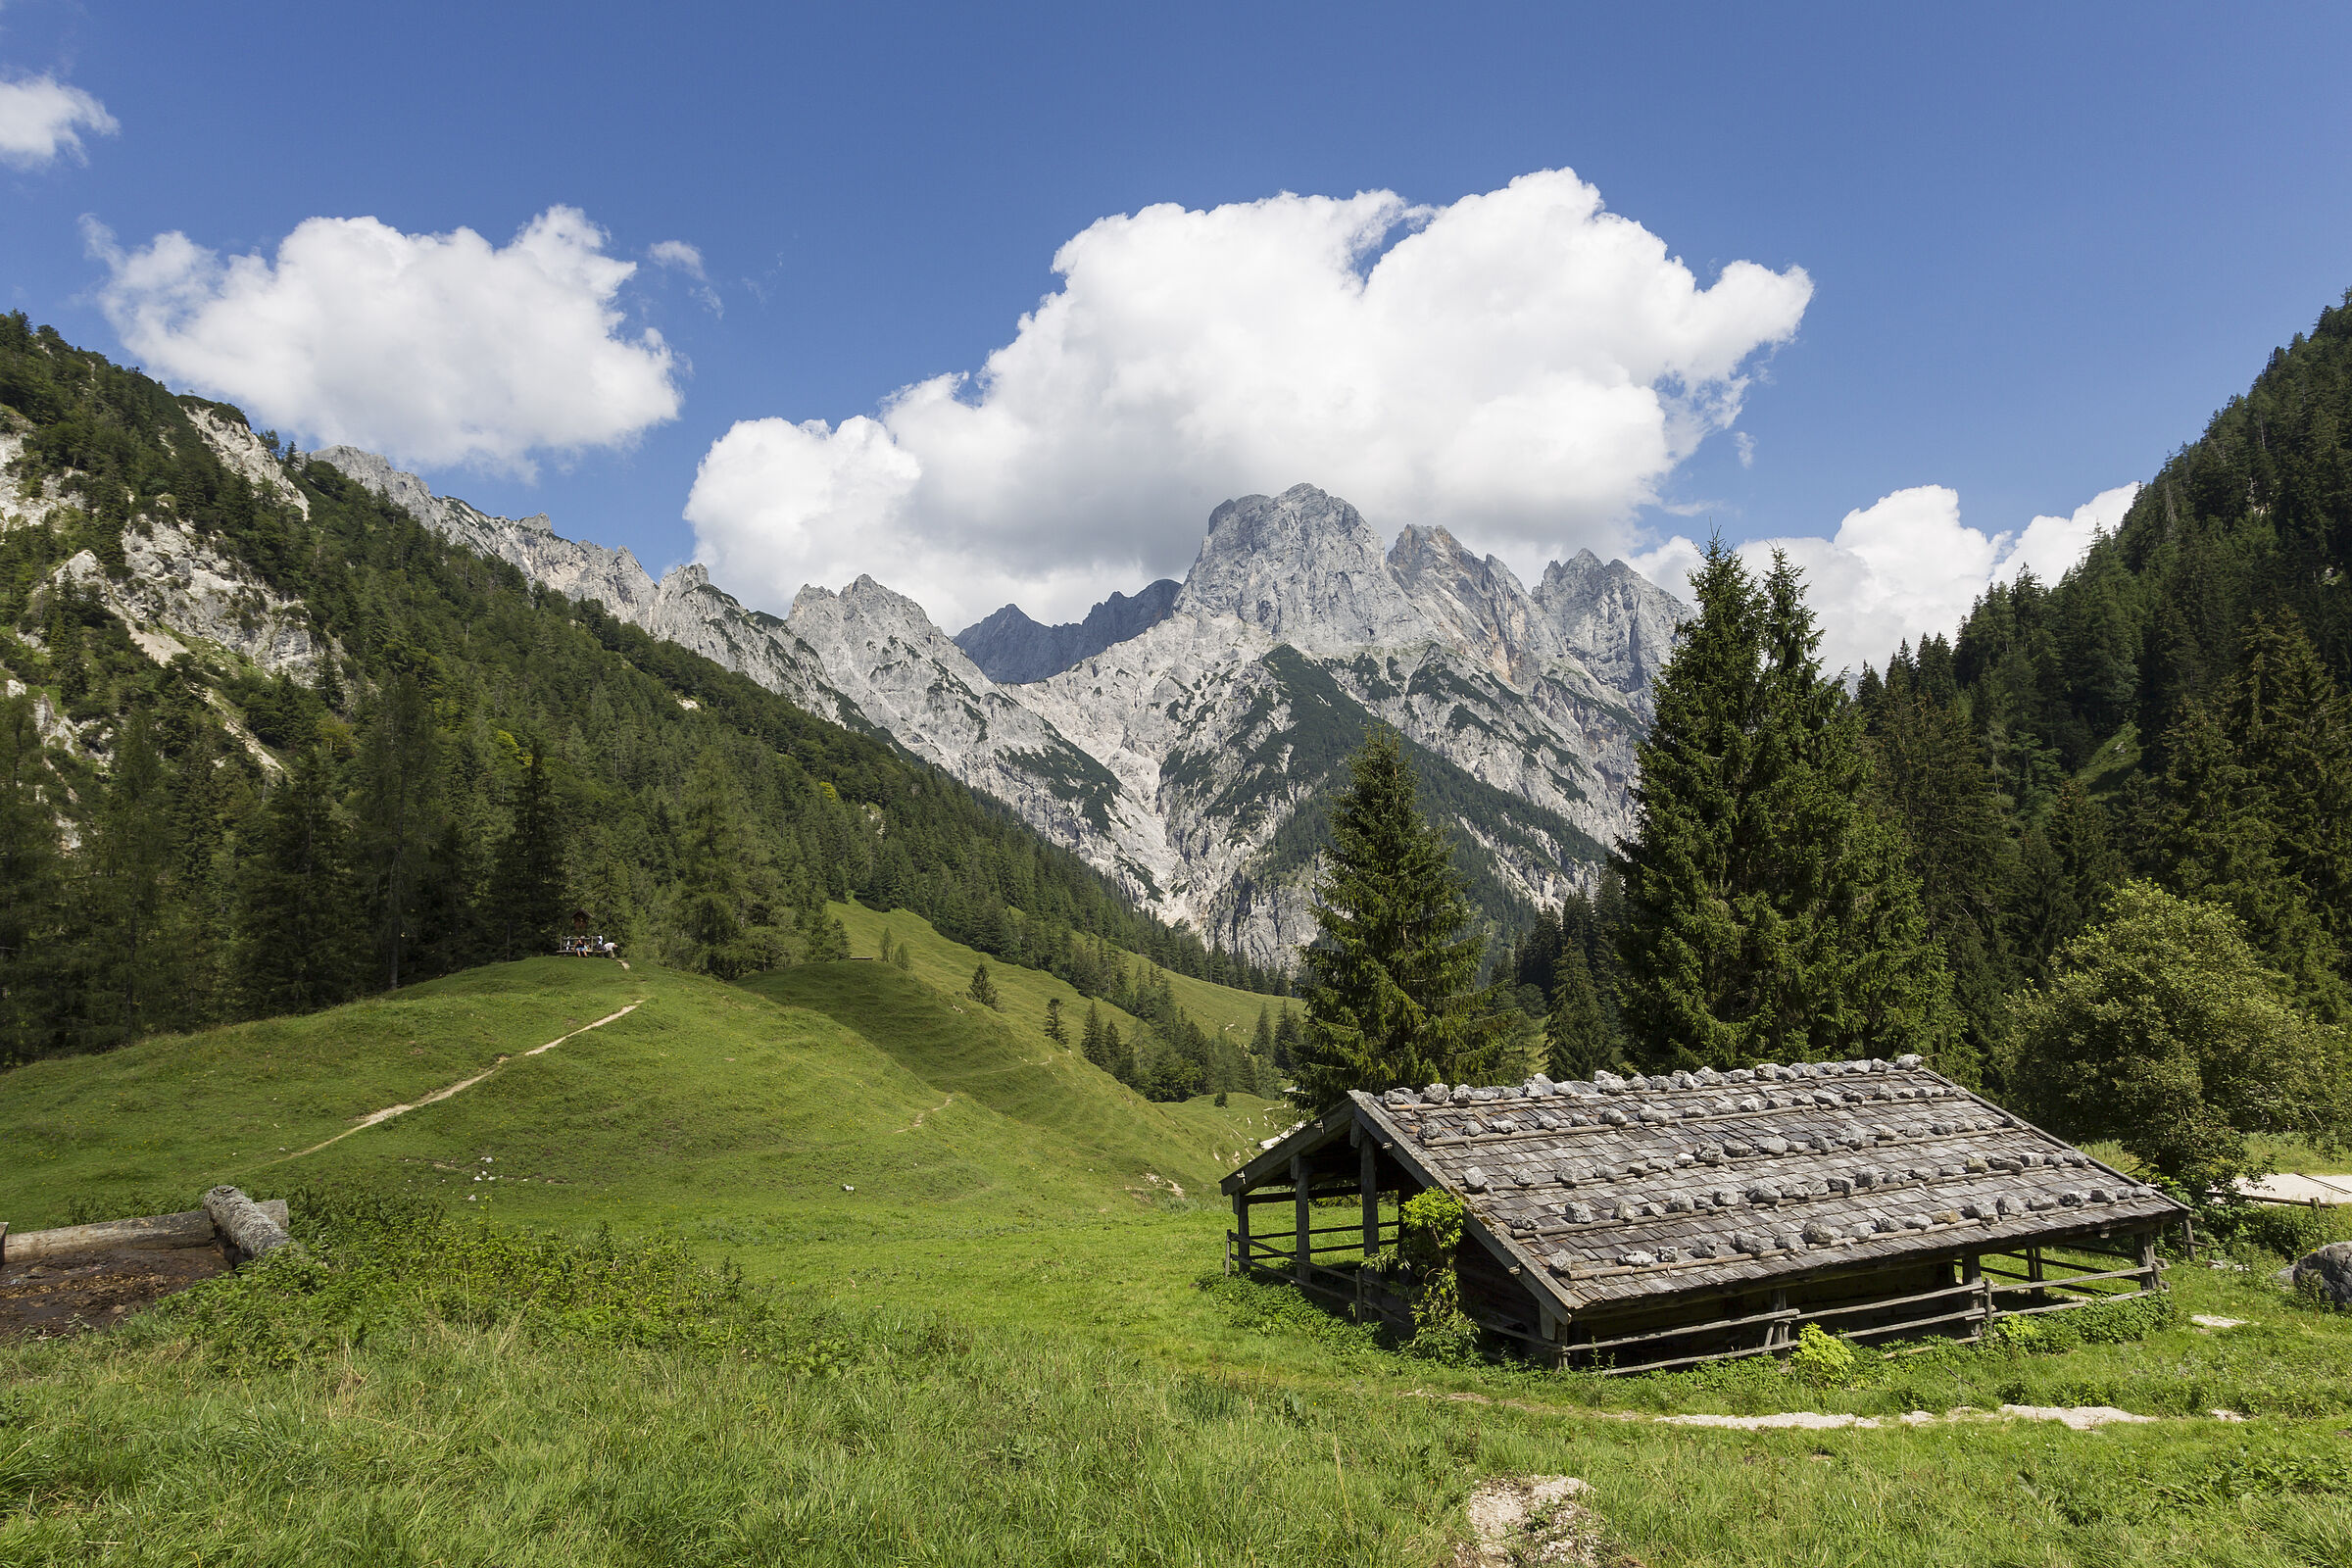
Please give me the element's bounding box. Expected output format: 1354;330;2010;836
894;941;912;971
673;746;749;976
1044;995;1065;1044
878;927;895;964
1081;1001;1107;1064
0;694;60;1064
83;711;177;1047
967;960;1000;1009
236;746;360;1017
494;745;566;961
1293;727;1511;1104
1251;1004;1273;1062
1616;541;1960;1072
1544;943;1610;1081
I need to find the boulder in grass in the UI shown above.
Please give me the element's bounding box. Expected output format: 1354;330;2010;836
2281;1241;2352;1308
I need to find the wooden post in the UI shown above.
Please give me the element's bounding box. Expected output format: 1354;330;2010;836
1962;1254;1984;1336
1766;1288;1789;1350
1233;1190;1251;1274
2028;1246;2045;1286
1360;1137;1381;1258
2138;1232;2160;1293
1292;1154;1311;1287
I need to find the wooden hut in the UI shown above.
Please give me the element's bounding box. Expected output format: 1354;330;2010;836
1222;1054;2186;1372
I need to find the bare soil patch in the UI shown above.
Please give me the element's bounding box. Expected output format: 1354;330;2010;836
0;1239;231;1339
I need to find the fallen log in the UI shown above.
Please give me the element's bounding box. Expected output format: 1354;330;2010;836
1;1200;290;1268
203;1186;294;1262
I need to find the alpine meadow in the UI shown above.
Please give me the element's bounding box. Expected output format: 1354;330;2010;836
9;12;2352;1563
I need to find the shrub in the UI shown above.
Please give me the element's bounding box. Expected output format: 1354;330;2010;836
1396;1189;1474;1360
1789;1321;1857;1386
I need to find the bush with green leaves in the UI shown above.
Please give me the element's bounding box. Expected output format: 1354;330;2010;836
2007;880;2350;1189
1789;1321;1857;1385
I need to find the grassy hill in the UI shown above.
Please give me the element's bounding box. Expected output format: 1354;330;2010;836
0;906;1288;1239
6;926;2352;1564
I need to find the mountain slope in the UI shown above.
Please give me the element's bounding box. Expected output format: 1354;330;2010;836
0;318;1274;1061
313;454;1685;965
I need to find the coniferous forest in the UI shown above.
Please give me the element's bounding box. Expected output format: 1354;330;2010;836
0;316;1288;1071
1486;292;2352;1189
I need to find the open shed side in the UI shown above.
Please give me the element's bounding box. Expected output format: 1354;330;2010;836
1222;1056;2186;1372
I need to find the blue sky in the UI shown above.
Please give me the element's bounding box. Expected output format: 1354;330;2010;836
7;2;2352;668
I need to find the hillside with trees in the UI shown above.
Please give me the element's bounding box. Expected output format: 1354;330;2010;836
1490;292;2352;1187
0;316;1287;1070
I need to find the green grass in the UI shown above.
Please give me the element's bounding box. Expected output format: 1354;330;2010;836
6;940;2352;1565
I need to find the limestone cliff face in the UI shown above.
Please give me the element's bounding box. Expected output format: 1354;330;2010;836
1533;550;1686;713
303;447;1686;967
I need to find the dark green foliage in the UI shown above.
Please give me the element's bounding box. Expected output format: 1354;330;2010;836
1293;727;1512;1104
235;747;362;1017
0;318;1281;1060
1616;542;1959;1073
966;960;1001;1009
1544;942;1611;1080
2008;881;2350;1188
1043;996;1064;1044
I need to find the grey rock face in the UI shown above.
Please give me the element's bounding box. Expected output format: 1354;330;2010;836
1176;484;1430;651
1533;550;1686;710
2288;1240;2352;1307
954;578;1180;684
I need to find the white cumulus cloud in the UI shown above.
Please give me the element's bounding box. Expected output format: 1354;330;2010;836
88;206;681;475
1992;484;2139;587
1637;480;2142;679
0;73;116;170
685;168;1813;631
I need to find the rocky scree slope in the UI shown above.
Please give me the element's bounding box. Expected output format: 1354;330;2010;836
319;457;1683;966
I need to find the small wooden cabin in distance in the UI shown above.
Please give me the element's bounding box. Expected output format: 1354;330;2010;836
1223;1054;2187;1372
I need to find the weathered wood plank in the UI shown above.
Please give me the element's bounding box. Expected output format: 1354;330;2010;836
2;1200;290;1266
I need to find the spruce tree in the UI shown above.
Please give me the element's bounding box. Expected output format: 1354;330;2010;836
1293;727;1511;1105
2151;698;2346;1016
494;746;566;961
1616;542;1959;1072
84;710;177;1047
967;960;1001;1009
672;746;748;976
1044;996;1065;1044
0;694;60;1065
236;746;360;1017
1544;943;1611;1081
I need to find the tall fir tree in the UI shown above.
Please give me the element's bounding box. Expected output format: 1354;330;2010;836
493;745;566;961
1616;541;1960;1073
1544;943;1611;1081
0;695;61;1064
1292;727;1512;1104
235;746;360;1016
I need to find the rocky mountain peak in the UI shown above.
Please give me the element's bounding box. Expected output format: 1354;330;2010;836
1533;549;1687;697
314;445;437;521
954;577;1181;684
1177;483;1428;651
1388;523;1562;688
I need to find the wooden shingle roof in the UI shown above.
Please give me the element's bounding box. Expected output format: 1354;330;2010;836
1232;1055;2184;1317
